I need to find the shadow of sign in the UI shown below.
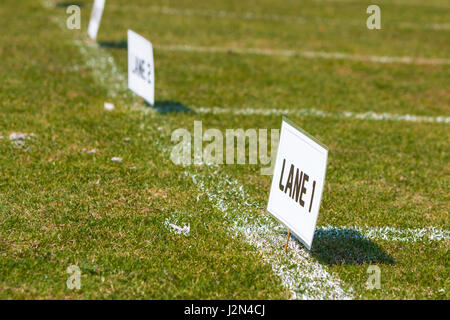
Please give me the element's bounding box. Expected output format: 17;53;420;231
291;228;395;265
99;41;127;50
150;101;193;114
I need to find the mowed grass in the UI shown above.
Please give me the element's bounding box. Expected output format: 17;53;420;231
0;0;449;299
103;0;450;58
0;0;289;299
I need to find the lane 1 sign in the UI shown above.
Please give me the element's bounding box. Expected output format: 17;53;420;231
267;117;328;250
88;0;105;41
127;30;155;106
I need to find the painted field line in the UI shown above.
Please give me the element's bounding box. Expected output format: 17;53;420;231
398;21;450;31
75;40;128;99
189;171;352;300
157;44;450;66
41;1;351;299
317;225;450;243
194;107;450;124
109;5;450;31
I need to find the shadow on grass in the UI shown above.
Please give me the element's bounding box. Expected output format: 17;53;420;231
294;228;395;266
99;41;127;50
57;2;85;8
148;100;193;114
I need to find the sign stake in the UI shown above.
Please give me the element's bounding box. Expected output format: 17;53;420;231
284;230;291;253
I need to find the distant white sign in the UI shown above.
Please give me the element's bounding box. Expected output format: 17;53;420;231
127;30;155;106
267;117;328;250
88;0;105;40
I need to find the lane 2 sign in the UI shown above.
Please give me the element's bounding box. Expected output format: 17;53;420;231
128;30;155;106
267;117;328;250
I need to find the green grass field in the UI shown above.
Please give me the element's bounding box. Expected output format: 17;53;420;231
0;0;448;299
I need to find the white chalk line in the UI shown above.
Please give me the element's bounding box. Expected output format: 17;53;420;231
157;44;450;66
317;225;450;243
194;107;450;124
109;5;450;31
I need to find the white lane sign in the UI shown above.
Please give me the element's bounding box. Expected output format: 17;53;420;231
267;117;328;250
127;30;155;106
